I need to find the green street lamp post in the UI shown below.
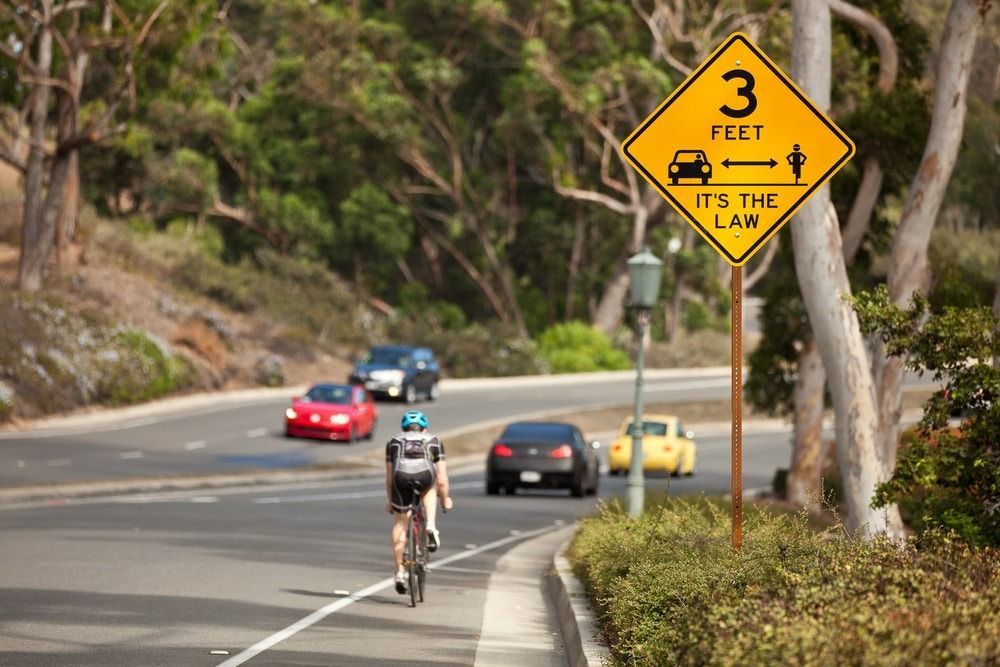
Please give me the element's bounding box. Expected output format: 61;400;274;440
626;247;664;518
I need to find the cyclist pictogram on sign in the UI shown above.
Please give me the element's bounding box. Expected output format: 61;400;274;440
621;33;855;266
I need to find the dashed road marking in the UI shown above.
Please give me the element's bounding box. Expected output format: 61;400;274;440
119;451;144;460
246;428;268;438
46;458;72;467
183;440;207;450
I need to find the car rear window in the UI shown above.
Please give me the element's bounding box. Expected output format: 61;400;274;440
501;423;573;441
625;421;669;436
303;385;352;404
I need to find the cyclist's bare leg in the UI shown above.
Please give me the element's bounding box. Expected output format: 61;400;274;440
391;510;409;574
422;488;438;532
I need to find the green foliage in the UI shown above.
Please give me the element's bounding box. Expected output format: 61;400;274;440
95;329;194;405
571;496;1000;666
537;321;631;373
928;229;1000;311
853;286;1000;546
410;323;547;378
0;292;198;418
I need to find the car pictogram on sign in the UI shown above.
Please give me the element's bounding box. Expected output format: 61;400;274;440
668;149;712;185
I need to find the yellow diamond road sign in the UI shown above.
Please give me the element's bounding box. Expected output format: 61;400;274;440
622;33;855;266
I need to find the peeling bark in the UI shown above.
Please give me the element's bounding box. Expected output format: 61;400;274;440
879;0;986;465
790;0;902;537
787;338;825;511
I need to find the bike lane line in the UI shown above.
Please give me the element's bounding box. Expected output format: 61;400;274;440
216;522;562;667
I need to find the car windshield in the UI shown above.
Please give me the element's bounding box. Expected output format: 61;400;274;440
501;423;573;442
624;421;669;436
360;349;412;367
674;151;705;161
303;385;352;405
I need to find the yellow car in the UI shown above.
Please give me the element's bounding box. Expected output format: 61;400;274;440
607;414;696;476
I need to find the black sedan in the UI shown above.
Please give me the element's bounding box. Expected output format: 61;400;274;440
485;421;600;498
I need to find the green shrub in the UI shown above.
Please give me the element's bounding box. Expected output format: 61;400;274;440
537;321;631;373
0;293;199;417
571;496;1000;666
95;329;195;405
853;286;1000;546
0;380;13;420
399;321;547;378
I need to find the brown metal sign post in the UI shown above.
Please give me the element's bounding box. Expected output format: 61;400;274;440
731;266;743;551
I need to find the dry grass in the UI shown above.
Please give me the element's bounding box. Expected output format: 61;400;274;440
172;318;227;369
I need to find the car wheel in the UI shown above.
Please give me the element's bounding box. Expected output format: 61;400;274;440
366;419;377;440
504;484;517;496
486;478;500;495
347;426;357;443
428;382;440;401
404;384;417;404
571;474;585;498
588;470;600;496
685;448;696;476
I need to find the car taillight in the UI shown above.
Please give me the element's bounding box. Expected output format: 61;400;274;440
493;443;513;457
551;444;573;459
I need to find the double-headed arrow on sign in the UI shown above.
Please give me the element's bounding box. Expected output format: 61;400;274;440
721;158;778;168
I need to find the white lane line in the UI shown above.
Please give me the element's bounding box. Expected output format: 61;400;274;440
17;460;26;468
119;451;144;460
216;523;561;667
183;440;207;450
246;428;268;438
252;480;483;504
46;458;72;466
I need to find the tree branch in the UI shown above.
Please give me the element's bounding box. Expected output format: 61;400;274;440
830;0;898;93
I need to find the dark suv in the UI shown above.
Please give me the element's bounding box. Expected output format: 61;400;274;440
348;345;440;404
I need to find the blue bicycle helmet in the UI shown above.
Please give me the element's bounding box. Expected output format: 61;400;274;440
401;410;429;431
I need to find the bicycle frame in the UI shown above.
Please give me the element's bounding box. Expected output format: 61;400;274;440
403;488;429;607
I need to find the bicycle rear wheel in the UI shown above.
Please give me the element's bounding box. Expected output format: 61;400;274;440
407;513;419;607
417;517;428;603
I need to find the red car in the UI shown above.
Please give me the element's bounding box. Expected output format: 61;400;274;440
284;383;377;442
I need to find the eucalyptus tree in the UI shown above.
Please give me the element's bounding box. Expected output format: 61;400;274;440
264;1;536;335
480;0;778;334
876;0;992;465
0;0;170;291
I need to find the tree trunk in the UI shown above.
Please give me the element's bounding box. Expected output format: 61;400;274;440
840;158;883;260
592;258;630;334
565;208;586;321
593;207;650;334
17;26;54;292
790;0;903;537
993;258;1000;369
787;337;826;511
878;0;985;464
55;151;80;270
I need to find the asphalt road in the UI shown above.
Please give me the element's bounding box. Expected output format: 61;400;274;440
0;368;925;664
0;369;736;487
0;428;786;665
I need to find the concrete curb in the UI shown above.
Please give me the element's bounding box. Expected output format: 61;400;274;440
549;535;610;667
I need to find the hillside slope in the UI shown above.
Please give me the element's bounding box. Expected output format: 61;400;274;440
0;217;355;424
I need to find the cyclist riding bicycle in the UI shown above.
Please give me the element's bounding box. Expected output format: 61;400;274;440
386;410;453;594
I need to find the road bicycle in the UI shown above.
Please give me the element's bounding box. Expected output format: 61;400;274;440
402;482;430;607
